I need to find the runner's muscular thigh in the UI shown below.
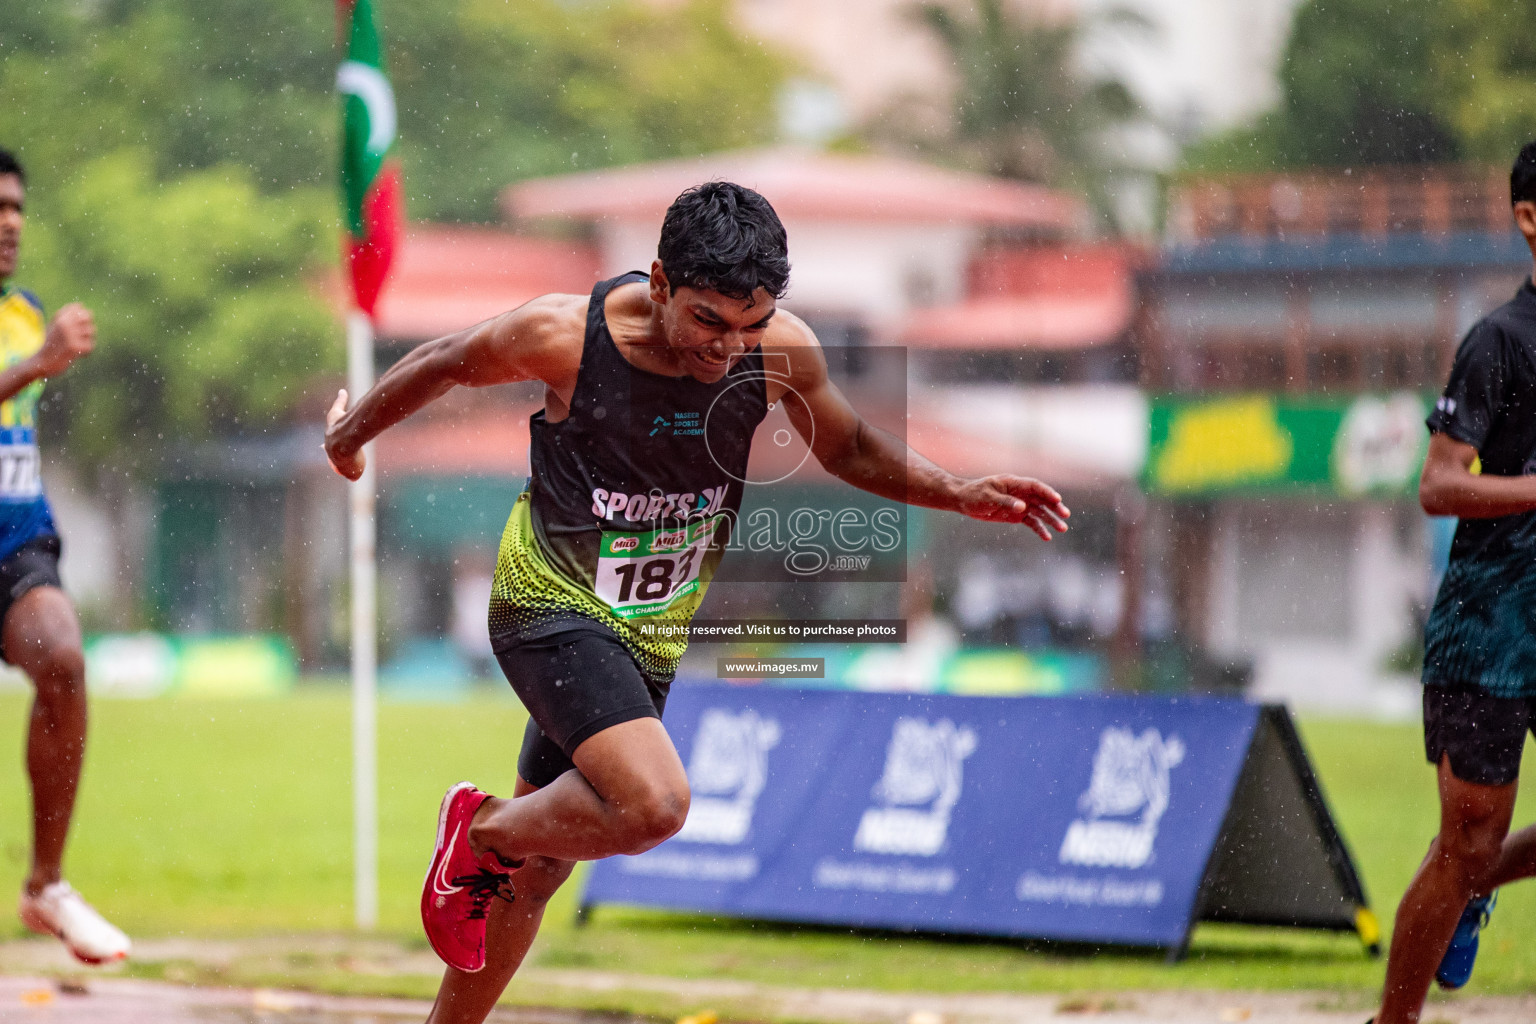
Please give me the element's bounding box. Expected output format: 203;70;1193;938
570;717;689;813
2;586;82;674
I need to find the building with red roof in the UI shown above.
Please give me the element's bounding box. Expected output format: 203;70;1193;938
501;147;1107;342
372;146;1143;490
370;227;602;343
505;147;1081;230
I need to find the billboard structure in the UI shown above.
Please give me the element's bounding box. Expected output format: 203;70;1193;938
582;684;1379;957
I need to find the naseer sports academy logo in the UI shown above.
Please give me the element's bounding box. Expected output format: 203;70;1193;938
673;708;781;846
1059;727;1185;869
853;718;976;857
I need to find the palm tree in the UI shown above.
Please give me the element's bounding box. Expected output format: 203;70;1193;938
908;0;1147;216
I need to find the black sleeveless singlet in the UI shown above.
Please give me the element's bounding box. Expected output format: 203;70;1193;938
488;272;769;676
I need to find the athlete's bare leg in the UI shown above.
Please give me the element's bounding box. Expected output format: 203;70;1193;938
1474;820;1536;889
1376;756;1517;1024
425;775;576;1024
2;586;88;895
469;718;689;864
426;720;687;1024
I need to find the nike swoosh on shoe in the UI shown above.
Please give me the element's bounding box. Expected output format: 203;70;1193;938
433;823;466;897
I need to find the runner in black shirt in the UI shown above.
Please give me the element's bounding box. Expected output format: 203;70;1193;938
1376;141;1536;1024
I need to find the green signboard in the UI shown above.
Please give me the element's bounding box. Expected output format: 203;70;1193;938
1144;393;1430;496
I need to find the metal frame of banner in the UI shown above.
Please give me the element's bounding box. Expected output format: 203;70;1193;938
1175;704;1378;961
1269;708;1376;939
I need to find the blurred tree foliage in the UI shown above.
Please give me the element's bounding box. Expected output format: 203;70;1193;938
1185;0;1536;172
389;0;789;222
914;0;1141;181
0;0;787;462
889;0;1146;228
1435;0;1536;163
0;0;787;221
15;153;333;469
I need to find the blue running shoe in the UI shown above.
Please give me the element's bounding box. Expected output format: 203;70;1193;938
1436;891;1496;990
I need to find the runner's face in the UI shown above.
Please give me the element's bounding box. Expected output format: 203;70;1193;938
659;282;777;383
0;175;22;282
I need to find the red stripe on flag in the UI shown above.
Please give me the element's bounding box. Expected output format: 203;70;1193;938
336;0;357;43
346;162;402;319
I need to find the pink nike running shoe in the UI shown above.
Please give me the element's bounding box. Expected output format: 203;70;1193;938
421;781;516;972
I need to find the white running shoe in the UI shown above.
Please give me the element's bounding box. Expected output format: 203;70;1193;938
19;881;131;964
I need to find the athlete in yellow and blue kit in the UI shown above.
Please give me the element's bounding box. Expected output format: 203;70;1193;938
0;148;129;964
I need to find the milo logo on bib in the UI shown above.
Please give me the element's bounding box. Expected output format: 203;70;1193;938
595;516;723;620
651;529;689;553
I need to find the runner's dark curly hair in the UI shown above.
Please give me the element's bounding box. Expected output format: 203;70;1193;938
1512;141;1536;205
658;181;790;302
0;148;25;186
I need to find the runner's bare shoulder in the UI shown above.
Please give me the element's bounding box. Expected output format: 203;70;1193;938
759;310;827;399
467;292;587;389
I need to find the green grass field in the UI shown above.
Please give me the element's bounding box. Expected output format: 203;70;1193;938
0;688;1531;998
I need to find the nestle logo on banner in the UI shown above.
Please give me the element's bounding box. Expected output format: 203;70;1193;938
610;536;639;553
853;718;977;857
1059;727;1185;870
674;708;781;846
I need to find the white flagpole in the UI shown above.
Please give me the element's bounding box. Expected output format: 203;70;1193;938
347;308;379;930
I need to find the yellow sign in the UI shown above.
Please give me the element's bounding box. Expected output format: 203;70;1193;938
1150;397;1293;492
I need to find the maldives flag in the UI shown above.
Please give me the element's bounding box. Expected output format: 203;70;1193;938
337;0;402;319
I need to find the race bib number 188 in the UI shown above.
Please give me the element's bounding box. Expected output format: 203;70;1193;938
595;517;722;619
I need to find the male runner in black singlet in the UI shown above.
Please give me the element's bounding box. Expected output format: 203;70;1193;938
324;182;1070;1024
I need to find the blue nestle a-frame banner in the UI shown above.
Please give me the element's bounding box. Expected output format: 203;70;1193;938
581;683;1374;954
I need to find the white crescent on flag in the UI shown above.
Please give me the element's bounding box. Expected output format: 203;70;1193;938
336;60;397;156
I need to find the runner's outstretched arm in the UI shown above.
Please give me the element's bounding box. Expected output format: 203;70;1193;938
323;294;580;480
772;325;1070;541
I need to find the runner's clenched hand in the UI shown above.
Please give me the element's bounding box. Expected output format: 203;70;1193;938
955;475;1071;540
324;389;366;481
36;303;94;378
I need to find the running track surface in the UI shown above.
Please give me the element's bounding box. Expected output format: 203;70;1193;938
0;976;630;1024
6;976;1536;1024
1;976;438;1022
